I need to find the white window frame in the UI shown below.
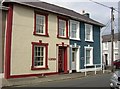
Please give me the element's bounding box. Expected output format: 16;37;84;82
84;46;93;66
85;24;93;42
34;45;45;68
58;19;66;37
114;52;119;61
103;42;108;50
114;41;118;49
70;20;80;40
36;14;45;35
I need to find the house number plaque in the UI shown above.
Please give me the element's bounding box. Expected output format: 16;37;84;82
49;58;56;60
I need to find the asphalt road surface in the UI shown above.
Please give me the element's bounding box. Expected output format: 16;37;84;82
19;73;111;87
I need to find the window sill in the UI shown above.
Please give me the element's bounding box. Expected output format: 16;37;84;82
31;66;49;70
103;49;108;50
57;35;69;39
85;40;94;42
84;64;93;67
70;38;81;41
33;32;49;37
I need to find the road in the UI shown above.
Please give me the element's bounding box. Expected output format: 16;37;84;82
18;73;111;87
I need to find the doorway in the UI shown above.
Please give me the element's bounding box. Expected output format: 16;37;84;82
58;47;67;73
104;54;108;66
72;48;77;72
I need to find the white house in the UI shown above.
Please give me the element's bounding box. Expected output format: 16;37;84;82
102;33;120;66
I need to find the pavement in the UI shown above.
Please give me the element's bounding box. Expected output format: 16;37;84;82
1;70;111;88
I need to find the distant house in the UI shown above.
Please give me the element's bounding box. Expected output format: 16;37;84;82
102;33;120;66
2;0;104;79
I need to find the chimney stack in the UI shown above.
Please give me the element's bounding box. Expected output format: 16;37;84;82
82;10;90;18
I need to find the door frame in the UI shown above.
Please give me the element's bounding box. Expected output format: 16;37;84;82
70;44;80;73
71;48;77;71
58;46;68;73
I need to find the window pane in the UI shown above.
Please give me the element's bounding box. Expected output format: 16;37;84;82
86;50;90;56
36;14;45;34
86;49;90;64
115;41;118;48
86;57;90;64
59;19;66;36
34;46;44;67
71;23;77;38
104;42;108;48
115;53;118;60
37;57;40;61
40;25;44;33
85;24;92;40
34;62;37;66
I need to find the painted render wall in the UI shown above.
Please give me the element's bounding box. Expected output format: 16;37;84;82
70;22;101;69
102;41;120;66
10;4;69;75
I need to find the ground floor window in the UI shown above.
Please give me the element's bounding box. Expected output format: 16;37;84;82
34;46;45;67
114;53;119;60
31;41;48;70
85;47;93;66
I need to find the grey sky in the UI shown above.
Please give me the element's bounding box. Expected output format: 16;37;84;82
41;0;119;35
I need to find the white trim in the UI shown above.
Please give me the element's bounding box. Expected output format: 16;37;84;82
69;70;72;73
103;42;108;50
114;52;119;61
100;28;103;68
70;44;81;72
0;73;4;78
70;38;81;41
70;45;72;47
84;46;93;66
85;24;93;42
114;41;118;49
70;20;80;40
76;46;80;72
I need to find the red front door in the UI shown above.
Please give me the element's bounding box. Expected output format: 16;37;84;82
58;47;67;73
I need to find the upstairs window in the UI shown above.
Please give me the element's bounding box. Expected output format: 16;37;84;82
103;42;108;50
70;20;80;40
85;24;93;42
71;23;77;38
57;17;68;39
34;12;48;36
59;19;66;37
36;15;45;34
114;41;118;49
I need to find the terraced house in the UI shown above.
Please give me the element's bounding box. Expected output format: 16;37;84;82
69;14;104;73
2;0;104;79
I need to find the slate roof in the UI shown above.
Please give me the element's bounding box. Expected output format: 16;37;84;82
3;0;105;27
102;33;120;42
